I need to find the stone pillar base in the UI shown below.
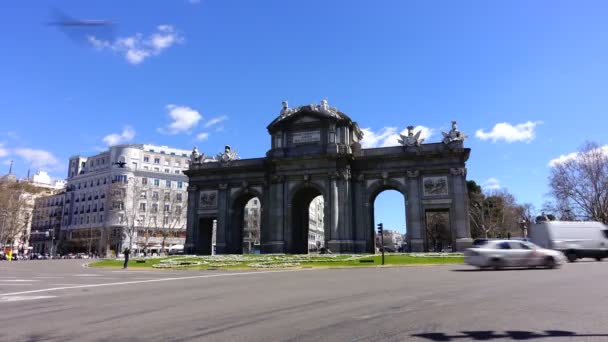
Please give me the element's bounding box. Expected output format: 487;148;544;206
409;238;424;252
352;240;368;253
455;238;473;252
184;243;195;255
261;241;285;254
327;240;356;254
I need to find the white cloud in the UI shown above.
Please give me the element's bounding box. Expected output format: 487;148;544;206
548;145;608;167
0;143;8;157
14;148;60;170
88;25;184;65
159;105;202;135
475;121;541;143
482;177;501;190
196;132;209;141
204;115;228;128
102;126;136;146
361;126;434;148
360;127;397;148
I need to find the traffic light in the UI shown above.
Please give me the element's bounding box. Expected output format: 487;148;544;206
377;223;383;235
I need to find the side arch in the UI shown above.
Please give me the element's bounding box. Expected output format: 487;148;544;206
226;187;265;254
365;178;408;253
287;181;328;254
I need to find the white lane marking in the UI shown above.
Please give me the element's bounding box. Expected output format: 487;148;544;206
33;276;64;279
0;295;56;302
0;284;33;286
0;280;39;282
50;284;80;286
0;269;308;297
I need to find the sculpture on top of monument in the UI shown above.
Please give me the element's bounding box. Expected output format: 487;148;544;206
398;125;425;147
441;121;467;145
315;98;338;116
216;145;240;163
190;146;206;165
280;100;293;117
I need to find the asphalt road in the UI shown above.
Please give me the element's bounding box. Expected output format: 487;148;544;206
1;260;608;342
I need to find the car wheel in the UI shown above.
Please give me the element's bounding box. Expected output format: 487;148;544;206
544;256;556;269
566;251;577;263
489;258;503;270
595;257;603;261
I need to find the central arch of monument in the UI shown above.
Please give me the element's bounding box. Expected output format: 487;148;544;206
184;100;471;254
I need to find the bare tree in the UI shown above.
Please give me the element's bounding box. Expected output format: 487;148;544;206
0;183;42;251
108;175;146;253
549;142;608;224
467;180;528;238
147;192;187;255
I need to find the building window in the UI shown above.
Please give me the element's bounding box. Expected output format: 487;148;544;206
165;180;171;188
174;170;181;174
164;168;170;173
176;193;183;202
144;156;150;163
164;192;170;201
154;167;160;172
164;204;170;212
142;177;148;185
154;179;160;187
177;181;183;189
152;204;158;213
175;206;182;215
140;191;147;199
143;166;149;170
152;191;159;200
154;158;160;164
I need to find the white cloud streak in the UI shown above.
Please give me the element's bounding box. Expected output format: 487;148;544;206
482;177;501;190
159;105;202;135
475;121;541;143
14;148;60;170
88;25;184;65
204;115;228;128
102;126;136;146
196;132;209;141
360;126;434;148
548;145;608;167
0;143;8;158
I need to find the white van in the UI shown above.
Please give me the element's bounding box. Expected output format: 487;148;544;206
529;221;608;262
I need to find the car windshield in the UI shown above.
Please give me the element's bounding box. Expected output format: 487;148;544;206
521;241;540;249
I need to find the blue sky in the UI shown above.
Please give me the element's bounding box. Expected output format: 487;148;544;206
2;0;608;233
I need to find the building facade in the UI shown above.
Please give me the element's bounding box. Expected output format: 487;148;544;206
58;144;191;256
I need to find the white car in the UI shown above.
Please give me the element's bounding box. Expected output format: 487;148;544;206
464;239;566;269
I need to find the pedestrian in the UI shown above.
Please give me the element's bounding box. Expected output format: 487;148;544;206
123;248;130;269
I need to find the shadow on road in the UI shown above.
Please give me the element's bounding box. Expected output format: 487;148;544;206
450;267;555;272
412;330;608;340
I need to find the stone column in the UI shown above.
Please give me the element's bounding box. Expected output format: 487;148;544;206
450;167;472;251
184;185;198;254
352;173;368;253
215;183;228;254
326;172;342;252
263;175;285;253
406;170;424;252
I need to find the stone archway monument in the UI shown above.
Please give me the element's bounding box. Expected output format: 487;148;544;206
184;100;472;254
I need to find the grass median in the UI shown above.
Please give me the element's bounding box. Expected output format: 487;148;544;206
90;253;464;270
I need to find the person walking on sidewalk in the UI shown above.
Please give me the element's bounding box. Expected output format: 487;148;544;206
123;248;130;269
